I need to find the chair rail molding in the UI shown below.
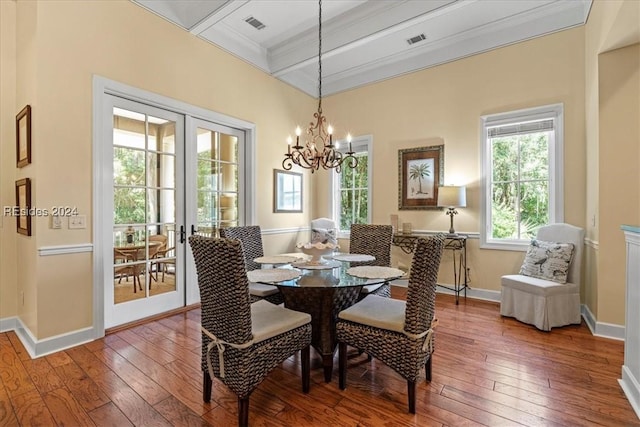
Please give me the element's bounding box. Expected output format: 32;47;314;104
38;243;93;256
584;237;599;250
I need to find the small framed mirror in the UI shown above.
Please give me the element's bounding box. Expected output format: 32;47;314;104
273;169;303;213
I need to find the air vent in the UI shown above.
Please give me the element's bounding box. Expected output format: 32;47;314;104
245;16;266;30
406;34;426;45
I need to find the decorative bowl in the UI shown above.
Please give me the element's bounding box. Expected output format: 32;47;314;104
296;242;339;265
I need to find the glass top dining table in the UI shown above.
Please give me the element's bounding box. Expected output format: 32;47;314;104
252;253;404;382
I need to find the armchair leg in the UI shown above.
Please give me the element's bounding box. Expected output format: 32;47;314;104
407;380;416;414
238;397;249;427
301;345;310;393
338;341;347;390
203;371;212;403
425;355;432;382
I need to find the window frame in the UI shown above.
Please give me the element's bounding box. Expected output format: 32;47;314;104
480;103;564;251
329;135;373;238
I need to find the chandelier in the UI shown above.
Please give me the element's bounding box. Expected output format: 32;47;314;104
282;0;358;174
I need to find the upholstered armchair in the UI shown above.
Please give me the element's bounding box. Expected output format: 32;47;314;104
500;223;584;331
219;225;284;305
336;235;445;413
188;236;312;427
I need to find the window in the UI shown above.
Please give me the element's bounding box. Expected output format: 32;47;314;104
480;104;563;250
331;135;372;235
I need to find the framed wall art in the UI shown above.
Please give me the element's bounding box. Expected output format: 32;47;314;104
398;145;444;210
273;169;303;213
15;178;32;236
16;105;32;168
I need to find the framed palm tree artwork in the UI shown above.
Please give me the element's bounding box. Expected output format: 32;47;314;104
398;145;444;210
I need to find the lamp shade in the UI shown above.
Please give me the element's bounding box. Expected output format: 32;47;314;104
437;186;467;208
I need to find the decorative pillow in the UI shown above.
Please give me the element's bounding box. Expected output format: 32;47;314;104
311;228;337;245
519;239;574;284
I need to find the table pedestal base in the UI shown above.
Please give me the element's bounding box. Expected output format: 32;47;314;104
277;285;362;383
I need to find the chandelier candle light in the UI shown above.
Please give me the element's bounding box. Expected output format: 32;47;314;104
282;0;358;174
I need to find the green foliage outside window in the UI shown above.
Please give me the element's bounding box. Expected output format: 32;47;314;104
491;132;549;239
339;153;368;231
113;147;146;224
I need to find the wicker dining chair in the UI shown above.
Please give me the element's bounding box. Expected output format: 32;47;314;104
337;235;445;413
114;248;142;292
349;224;394;298
219;225;284;305
188;236;312;427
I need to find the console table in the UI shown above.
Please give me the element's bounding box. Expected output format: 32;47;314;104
392;233;469;304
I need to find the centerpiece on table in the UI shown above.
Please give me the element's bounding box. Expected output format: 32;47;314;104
296;241;339;265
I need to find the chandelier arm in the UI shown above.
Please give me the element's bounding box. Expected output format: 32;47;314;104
282;157;294;171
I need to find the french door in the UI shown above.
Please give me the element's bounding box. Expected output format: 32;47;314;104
104;96;185;327
102;93;248;328
183;118;245;305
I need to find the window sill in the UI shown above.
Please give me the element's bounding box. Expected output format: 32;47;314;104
480;240;529;252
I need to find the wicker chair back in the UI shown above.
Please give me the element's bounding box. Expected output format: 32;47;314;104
349;224;393;267
405;235;445;335
188;236;253;360
219;225;264;271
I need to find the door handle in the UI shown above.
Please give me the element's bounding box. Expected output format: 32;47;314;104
191;224;197;235
179;225;186;244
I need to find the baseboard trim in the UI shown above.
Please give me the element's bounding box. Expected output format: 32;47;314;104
620;366;640;420
582;304;625;340
391;280;501;302
0;316;95;359
0;317;18;332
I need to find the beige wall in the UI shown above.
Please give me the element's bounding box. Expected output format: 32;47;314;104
321;28;587;292
597;43;639;325
0;0;18;322
585;0;640;326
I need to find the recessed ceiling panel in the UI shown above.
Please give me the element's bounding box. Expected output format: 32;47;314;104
130;0;593;96
133;0;231;30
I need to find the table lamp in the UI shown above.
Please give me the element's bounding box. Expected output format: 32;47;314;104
437;186;466;236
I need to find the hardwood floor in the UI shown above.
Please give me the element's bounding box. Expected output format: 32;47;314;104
1;291;638;426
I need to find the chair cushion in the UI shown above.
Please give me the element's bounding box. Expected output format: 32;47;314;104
502;274;579;296
338;295;406;333
519;239;574;283
250;300;311;344
248;282;280;297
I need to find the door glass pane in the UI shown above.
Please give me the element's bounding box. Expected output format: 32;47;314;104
113;107;176;305
146;154;175;188
114;188;145;224
220;134;238;163
196;128;239;235
197;129;216;159
114;148;145;186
